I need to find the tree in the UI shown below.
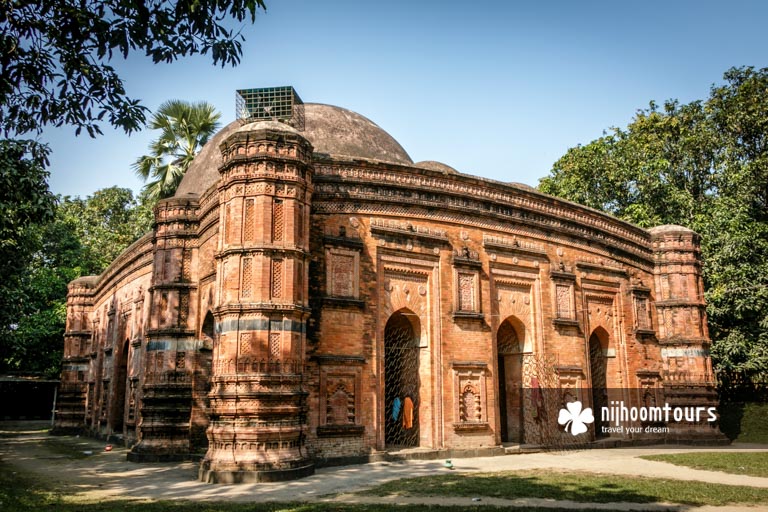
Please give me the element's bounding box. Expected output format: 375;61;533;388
1;187;152;376
539;66;768;384
133;100;221;201
702;67;768;384
4;218;81;376
538;134;628;215
56;186;152;273
540;99;716;229
1;0;266;138
709;67;768;220
0;141;56;369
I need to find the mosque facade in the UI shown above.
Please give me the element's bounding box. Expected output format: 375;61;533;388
54;87;721;483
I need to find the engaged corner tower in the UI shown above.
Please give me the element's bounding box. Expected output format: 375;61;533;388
649;224;720;438
199;87;315;483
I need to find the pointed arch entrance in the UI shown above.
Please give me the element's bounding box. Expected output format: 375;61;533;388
192;311;215;452
589;327;609;437
201;311;215;348
497;317;524;443
384;309;421;448
110;338;130;434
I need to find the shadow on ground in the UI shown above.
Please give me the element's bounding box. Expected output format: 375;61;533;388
2;420;768;511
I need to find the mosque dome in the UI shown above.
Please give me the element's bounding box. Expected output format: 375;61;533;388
647;224;696;235
175;103;412;196
414;160;459;175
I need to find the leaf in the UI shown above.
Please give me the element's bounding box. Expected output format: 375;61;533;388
1;0;266;137
133;100;220;201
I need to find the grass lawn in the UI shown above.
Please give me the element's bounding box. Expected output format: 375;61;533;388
0;461;611;512
358;469;768;506
640;451;768;478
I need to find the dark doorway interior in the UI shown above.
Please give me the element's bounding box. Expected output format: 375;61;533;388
497;319;523;443
110;339;129;434
384;311;420;448
589;331;608;437
191;311;215;452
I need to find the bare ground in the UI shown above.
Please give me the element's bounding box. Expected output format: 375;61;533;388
2;421;768;511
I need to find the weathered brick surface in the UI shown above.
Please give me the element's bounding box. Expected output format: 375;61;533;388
55;110;721;481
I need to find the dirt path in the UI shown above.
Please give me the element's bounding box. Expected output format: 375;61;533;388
2;421;768;511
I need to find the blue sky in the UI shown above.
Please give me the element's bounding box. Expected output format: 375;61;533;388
43;0;768;199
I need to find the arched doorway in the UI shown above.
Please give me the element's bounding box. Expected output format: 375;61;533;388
497;318;524;443
192;311;215;452
384;310;420;448
201;312;215;349
589;328;609;437
110;339;129;434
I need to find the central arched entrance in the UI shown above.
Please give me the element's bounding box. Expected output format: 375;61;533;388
589;328;609;437
497;318;524;443
384;310;420;448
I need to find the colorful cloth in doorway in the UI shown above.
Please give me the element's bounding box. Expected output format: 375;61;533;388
403;396;414;429
392;396;402;421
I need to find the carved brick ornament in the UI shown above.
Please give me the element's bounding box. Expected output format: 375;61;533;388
458;273;476;312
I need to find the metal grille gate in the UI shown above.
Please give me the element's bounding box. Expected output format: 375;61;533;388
589;334;608;436
384;313;420;447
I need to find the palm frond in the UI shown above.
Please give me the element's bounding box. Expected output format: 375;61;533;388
135;99;222;202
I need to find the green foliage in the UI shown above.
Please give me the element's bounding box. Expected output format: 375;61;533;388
0;141;57;374
539;67;768;383
1;219;76;376
134;100;221;201
540;99;716;228
0;141;56;290
1;0;266;138
539;134;627;215
1;187;150;377
57;186;152;273
703;198;768;378
709;67;768;217
0;141;56;241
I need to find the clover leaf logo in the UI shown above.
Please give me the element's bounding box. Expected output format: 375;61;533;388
558;400;594;436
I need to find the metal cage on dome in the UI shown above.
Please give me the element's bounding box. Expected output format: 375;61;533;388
236;86;305;131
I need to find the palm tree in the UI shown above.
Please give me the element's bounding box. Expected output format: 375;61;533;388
133;100;221;202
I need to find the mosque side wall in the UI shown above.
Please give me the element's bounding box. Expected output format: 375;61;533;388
308;212;662;455
54;234;154;440
306;159;718;458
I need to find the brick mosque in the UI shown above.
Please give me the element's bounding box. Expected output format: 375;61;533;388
54;87;721;483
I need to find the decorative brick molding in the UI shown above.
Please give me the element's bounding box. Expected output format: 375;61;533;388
325;247;360;299
452;362;488;432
